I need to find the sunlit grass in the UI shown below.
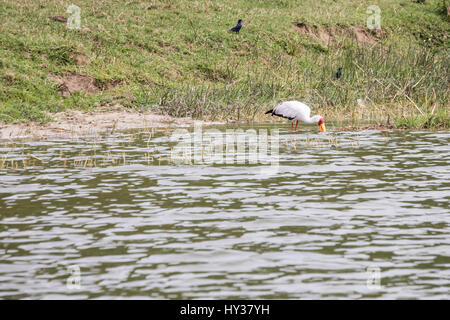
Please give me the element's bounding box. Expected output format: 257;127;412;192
394;109;450;129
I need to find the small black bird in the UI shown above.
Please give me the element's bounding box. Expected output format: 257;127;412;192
230;19;242;33
336;67;342;79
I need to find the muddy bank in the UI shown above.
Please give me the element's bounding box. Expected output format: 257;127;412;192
0;103;404;140
0;105;219;140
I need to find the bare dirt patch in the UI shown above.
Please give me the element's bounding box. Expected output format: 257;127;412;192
350;25;377;45
294;23;328;43
70;53;90;65
0;105;221;140
48;73;122;96
48;73;100;97
167;69;182;80
294;23;383;45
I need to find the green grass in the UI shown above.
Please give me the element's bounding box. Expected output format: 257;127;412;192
394;109;450;129
0;0;449;128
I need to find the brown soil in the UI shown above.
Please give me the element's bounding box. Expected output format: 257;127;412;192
350;25;377;45
294;23;383;45
48;73;100;97
0;105;220;140
70;53;90;65
294;23;331;45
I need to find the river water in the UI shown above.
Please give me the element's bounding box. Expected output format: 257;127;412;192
0;124;449;299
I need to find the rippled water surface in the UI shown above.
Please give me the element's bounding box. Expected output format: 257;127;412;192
1;124;449;299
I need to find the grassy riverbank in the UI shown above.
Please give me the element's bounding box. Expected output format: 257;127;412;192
0;0;449;129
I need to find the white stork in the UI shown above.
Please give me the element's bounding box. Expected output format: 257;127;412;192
265;101;326;132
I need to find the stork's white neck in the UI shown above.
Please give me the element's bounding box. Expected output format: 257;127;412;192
307;115;322;124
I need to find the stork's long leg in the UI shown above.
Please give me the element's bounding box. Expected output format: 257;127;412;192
291;121;294;132
295;120;299;132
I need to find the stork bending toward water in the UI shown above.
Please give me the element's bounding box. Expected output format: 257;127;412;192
265;101;326;132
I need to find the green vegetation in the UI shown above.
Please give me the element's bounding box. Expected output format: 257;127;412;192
394;109;450;129
0;0;449;128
